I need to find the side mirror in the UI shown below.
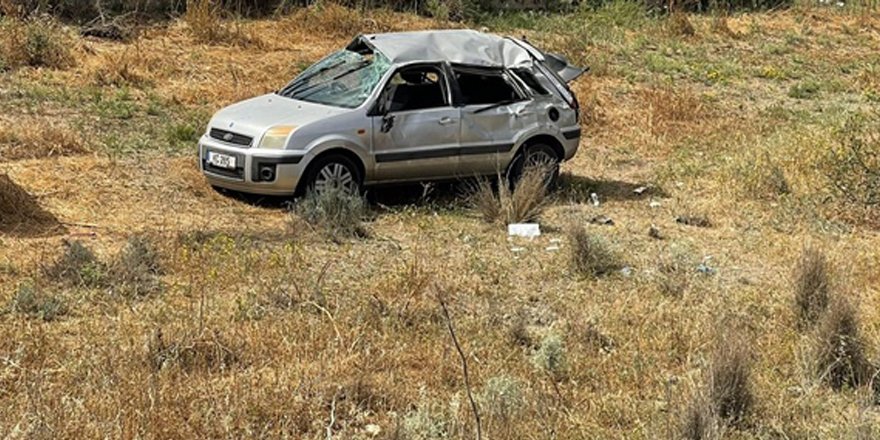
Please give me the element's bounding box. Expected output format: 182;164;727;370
381;114;395;133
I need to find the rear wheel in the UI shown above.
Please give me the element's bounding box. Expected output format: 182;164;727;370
302;154;363;196
508;143;560;189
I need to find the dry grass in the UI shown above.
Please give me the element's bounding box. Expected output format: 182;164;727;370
468;166;548;225
641;85;709;136
291;187;369;241
0;123;90;160
1;5;880;439
794;247;831;329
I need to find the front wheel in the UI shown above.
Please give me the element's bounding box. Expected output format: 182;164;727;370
301;154;363;196
508;143;561;190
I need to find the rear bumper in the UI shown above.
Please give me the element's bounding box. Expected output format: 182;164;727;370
199;135;305;196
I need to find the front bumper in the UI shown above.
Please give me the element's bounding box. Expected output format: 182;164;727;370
199;135;306;196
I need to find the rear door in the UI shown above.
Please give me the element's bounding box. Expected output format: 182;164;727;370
453;66;532;177
370;64;461;182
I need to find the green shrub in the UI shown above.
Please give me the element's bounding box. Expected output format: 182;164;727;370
8;282;67;321
531;332;568;380
110;235;164;298
568;226;620;277
45;240;106;287
788;81;821;100
480;375;525;421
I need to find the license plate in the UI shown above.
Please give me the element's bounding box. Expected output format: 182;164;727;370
208;151;236;169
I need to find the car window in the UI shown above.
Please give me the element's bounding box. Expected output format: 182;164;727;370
512;68;549;96
383;66;448;113
277;49;390;109
453;68;521;106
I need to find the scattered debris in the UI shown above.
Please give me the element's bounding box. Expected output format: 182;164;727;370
648;224;663;240
508;223;541;239
633;186;649;195
697;257;717;275
545;245;560;252
676;215;712;228
589;215;614;226
510;247;526;253
649;200;662;208
619;266;634;277
590;192;600;206
365;424;381;436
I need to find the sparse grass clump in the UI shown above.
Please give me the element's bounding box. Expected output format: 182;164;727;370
110;235;164;298
568;226;620;277
147;329;239;373
788;80;821;100
469;166;548;225
793;247;830;329
709;335;753;425
531;332;568;381
0;15;74;70
184;0;257;46
813;297;871;391
641;86;708;136
480;375;525;421
45;240;106;287
292;187;368;241
400;403;449;440
681;331;753;438
7;282;67;322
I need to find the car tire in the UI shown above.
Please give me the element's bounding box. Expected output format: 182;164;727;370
508;143;561;190
301;154;363;196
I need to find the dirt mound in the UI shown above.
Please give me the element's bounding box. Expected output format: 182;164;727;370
0;174;65;237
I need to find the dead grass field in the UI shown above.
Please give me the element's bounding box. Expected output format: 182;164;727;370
1;3;880;439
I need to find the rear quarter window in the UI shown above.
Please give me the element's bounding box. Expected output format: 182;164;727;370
512;68;549;96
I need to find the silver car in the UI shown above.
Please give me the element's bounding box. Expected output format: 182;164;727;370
199;29;585;196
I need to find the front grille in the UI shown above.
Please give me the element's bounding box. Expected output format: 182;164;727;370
210;128;253;147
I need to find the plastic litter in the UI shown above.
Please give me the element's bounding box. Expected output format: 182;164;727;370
508;223;541;238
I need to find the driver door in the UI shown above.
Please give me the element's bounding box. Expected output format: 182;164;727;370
371;64;461;182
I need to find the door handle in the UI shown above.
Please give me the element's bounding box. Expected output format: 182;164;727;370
438;117;456;126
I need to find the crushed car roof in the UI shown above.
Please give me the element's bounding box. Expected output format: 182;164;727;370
357;29;534;68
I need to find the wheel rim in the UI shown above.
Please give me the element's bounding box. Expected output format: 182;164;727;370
525;150;557;169
313;162;357;194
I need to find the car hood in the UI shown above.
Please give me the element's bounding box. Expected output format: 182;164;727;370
208;94;350;138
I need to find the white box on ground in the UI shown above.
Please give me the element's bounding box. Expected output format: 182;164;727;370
508;223;541;239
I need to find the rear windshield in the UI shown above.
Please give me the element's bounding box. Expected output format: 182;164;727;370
277;49;391;108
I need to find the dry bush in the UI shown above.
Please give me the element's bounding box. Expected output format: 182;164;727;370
681;331;753;438
0;173;60;234
0;123;89;160
185;0;256;46
814;297;871;391
468;166;548;225
531;331;568;381
146;328;239;372
735;150;790;200
667;12;696;37
292;187;368;241
641;86;709;136
0;15;74;70
708;334;753;426
90;49;152;88
6;282;67;322
285;3;379;39
109;235;164;298
793;247;830;329
681;394;722;440
568;226;620;277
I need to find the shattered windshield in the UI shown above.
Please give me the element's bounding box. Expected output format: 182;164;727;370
278;49;390;108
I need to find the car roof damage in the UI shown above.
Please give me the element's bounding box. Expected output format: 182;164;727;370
350;29;535;69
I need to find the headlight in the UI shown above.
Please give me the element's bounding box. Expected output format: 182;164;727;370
259;125;297;149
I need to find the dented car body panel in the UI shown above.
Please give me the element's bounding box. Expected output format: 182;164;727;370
200;30;584;196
